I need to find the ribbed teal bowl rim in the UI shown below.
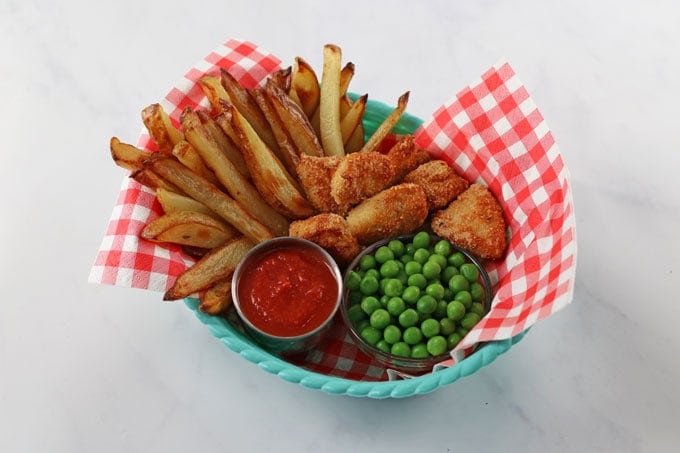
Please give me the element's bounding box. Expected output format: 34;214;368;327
183;96;527;398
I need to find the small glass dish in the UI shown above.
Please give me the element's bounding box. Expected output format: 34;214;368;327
340;233;493;373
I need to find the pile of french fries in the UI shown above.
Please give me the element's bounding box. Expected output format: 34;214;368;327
110;44;410;314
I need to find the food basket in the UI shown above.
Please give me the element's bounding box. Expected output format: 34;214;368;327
90;39;576;398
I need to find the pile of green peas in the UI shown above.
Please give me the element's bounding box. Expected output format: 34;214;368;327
344;231;487;360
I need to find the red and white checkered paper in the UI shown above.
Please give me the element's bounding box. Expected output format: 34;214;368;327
90;39;576;381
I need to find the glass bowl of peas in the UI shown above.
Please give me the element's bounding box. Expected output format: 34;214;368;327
340;231;493;373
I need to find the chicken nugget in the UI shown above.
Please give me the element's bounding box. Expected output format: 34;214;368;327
403;160;469;210
295;154;342;213
346;183;428;245
384;135;432;184
330;151;395;213
289;213;363;266
431;183;507;260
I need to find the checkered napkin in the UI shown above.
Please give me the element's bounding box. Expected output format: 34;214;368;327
89;39;576;381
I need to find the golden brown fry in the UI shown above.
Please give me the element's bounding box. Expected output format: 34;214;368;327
264;79;324;157
251;87;301;177
195;110;250;179
360;91;409;153
291;56;320;119
346;183;429;245
182;108;289;236
198;75;231;114
319;44;344;157
141;104;183;154
340;94;367;146
156;187;217;218
220;69;280;153
403;160;470;210
330;151;395;213
269;66;292;92
171;140;220;186
339;62;355;97
223;103;314;219
148;158;274;243
431;183;507;260
130;167;182;193
383;134;432;183
344;120;365;153
110;137;152;171
199;278;233;314
141;211;240;248
289;213;362;266
164;236;254;300
295;154;342;213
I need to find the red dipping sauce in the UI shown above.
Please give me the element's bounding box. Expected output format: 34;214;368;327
236;244;340;338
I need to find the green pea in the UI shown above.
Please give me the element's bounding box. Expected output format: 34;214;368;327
447;332;462;349
390;341;411;357
401;286;421;304
470;282;486;302
387;297;406;317
379;260;400;278
425;282;446;301
440;318;457;336
448;274;470;293
384;278;404;297
433;239;452;256
410;343;429;358
456;326;469;338
446;300;466;321
345;271;361;291
380;294;391;307
454;290;473;309
370;308;391;329
348;291;363;304
407;273;427;289
427;253;447;269
402;326;423;345
426;335;447;356
374;246;394;264
397;271;409;285
356;318;370;333
400;253;414;264
434;300;448;319
398;308;419;328
470;302;485;317
360;254;377;270
460;312;482;330
383;325;402;344
412;231;431;249
360;296;381;315
388;239;406;257
348;304;366;324
460;263;480;283
359;275;380;295
422;261;441;279
360;326;381;345
443;288;456;301
421;318;441;338
448;252;466;268
416;295;437;314
413;248;431;264
404;260;422;276
376;339;391;353
442;265;460;282
364;268;380;280
405;242;415;255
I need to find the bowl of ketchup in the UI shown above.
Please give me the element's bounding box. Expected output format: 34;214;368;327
231;237;343;355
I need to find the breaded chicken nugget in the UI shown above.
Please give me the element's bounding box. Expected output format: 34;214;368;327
346;183;428;245
330;151;395;213
295;154;342;213
431;183;507;260
384;135;432;184
403;160;470;210
289;213;363;266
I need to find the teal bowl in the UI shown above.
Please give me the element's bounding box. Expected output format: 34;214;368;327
184;97;527;398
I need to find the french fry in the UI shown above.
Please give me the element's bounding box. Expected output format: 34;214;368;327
110;137;152;171
338;62;355;119
340;94;367;146
171;140;220;186
199;278;233;314
141;211;240;248
220;69;280;153
360;91;409;153
291;57;320;119
148;158;274;243
251;87;301;177
156;187;217;218
130;167;182;193
196;110;250;178
319;44;344;157
345;120;365;153
269;66;292;92
198;75;231;114
264;80;324;158
164;236;254;300
222;103;314;219
181;108;289;236
141;104;183;153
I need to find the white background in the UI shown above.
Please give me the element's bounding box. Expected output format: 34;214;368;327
2;0;679;451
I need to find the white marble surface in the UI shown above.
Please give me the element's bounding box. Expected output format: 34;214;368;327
2;0;679;451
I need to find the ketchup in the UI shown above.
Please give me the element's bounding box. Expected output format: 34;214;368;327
237;245;339;337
